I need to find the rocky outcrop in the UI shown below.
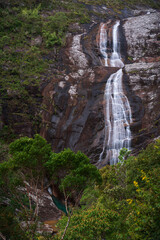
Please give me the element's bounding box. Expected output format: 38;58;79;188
123;11;160;152
37;191;61;222
125;61;160;151
19;185;61;222
123;11;160;62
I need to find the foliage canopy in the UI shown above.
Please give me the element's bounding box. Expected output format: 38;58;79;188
57;140;160;240
0;134;102;239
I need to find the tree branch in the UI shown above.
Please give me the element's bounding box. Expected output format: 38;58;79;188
61;214;71;240
61;186;71;240
0;232;6;240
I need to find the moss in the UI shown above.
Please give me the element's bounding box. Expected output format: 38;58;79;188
157;34;160;41
138;128;147;134
128;56;133;61
129;70;139;74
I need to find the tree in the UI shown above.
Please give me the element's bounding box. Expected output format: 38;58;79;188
45;148;102;239
45;148;102;204
0;157;30;239
9;134;53;217
0;135;102;239
0;134;53;239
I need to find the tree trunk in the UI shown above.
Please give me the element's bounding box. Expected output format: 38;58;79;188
0;232;6;240
61;187;71;240
61;215;71;240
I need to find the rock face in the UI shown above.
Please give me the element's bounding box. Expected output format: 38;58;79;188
123;11;160;152
19;186;61;235
125;61;160;150
123;12;160;62
41;30;118;162
19;185;61;222
40;10;160;164
37;191;61;222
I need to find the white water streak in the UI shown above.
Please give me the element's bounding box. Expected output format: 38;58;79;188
99;21;132;165
110;21;124;68
99;23;108;66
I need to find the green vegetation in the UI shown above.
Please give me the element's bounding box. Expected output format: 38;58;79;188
1;136;160;239
56;206;118;240
0;134;53;239
0;0;90;142
56;141;160;240
45;148;102;198
0;134;101;239
45;148;102;240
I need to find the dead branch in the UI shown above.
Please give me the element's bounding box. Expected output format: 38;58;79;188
0;232;6;240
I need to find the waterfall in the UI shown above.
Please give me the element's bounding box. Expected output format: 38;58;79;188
99;21;132;165
99;23;108;66
110;21;124;68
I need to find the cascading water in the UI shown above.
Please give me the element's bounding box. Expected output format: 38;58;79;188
99;21;132;165
99;23;108;66
110;21;124;69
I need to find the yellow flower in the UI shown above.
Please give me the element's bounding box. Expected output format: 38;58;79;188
142;176;146;181
154;145;159;149
126;199;133;205
141;171;149;182
133;181;138;188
